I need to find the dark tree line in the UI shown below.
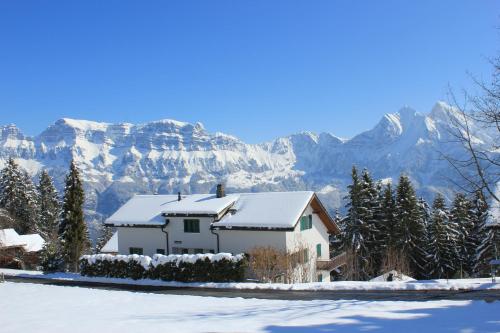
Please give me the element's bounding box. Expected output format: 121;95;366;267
339;166;498;280
0;158;94;272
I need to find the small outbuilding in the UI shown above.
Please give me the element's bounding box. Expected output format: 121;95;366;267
0;229;45;269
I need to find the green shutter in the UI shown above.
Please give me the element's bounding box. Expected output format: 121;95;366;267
316;243;321;257
308;215;313;229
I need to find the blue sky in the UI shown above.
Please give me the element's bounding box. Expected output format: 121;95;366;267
0;1;498;143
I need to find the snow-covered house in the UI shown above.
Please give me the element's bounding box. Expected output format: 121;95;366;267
105;186;342;282
0;229;45;269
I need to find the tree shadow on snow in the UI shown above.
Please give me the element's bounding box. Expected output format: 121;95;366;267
264;300;500;333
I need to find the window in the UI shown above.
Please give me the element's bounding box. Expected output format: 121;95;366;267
317;274;323;282
316;244;322;257
156;249;165;255
129;247;143;255
184;219;200;233
194;248;204;254
302;249;309;263
300;215;312;231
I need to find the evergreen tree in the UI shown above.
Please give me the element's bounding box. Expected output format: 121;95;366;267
342;166;372;280
359;169;382;276
17;171;40;234
39;241;64;272
428;194;459;279
0;158;40;234
95;224;114;253
450;193;475;276
0;158;23;230
37;170;61;241
394;174;428;278
379;183;397;251
417;196;432;278
60;161;89;272
473;191;499;276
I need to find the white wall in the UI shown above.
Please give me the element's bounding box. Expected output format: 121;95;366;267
117;227;166;256
217;230;287;254
166;217;217;253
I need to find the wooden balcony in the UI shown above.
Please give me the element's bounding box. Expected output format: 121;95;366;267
316;252;346;271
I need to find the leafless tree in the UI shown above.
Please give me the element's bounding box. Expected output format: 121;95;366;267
442;56;499;204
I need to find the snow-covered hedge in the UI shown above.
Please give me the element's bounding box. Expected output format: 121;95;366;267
79;253;246;282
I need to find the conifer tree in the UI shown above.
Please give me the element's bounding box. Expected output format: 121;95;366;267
428;194;458;279
95;224;114;253
450;193;475;276
473;191;499;276
0;158;23;230
37;170;61;241
379;183;397;251
60;161;89;272
342;166;371;280
0;158;40;234
470;191;494;276
359;169;382;276
394;174;428;278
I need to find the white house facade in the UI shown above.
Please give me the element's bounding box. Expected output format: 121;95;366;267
104;185;341;282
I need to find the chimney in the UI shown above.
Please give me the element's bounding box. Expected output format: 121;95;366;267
177;192;182;201
216;184;225;198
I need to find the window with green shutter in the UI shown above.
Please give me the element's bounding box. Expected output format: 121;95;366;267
184;219;200;233
317;274;323;282
300;215;313;231
316;243;321;257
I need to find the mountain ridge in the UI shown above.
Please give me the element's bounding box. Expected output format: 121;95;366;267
0;101;494;237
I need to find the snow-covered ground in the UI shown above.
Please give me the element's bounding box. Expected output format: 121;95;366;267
0;282;499;333
1;268;499;291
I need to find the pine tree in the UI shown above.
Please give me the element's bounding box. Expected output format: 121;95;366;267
0;158;23;230
450;193;475;276
428;194;459;279
60;161;89;272
473;191;499;276
95;224;114;253
37;170;61;241
470;191;495;276
342;166;372;280
359;169;382;276
17;171;40;234
379;183;397;251
394;174;428;278
0;158;40;234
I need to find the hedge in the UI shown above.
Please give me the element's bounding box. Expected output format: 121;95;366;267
79;253;246;282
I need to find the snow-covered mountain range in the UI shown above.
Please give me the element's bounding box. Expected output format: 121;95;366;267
0;101;495;233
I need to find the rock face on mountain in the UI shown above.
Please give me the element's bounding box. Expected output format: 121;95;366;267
0;102;495;233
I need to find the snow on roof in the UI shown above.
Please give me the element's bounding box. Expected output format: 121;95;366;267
212;191;314;229
0;229;45;252
0;229;26;248
106;194;239;226
100;232;118;253
18;234;45;252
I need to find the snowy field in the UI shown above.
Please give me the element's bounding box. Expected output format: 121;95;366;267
2;268;500;291
0;282;499;333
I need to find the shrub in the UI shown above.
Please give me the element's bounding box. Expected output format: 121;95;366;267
79;253;246;283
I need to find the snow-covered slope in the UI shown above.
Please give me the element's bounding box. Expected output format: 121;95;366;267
0;102;495;233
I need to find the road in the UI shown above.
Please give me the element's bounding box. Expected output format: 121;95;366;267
4;275;500;302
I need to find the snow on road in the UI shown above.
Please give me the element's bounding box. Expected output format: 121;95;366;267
0;282;499;333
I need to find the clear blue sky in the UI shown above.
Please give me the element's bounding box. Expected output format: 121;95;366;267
0;1;498;143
